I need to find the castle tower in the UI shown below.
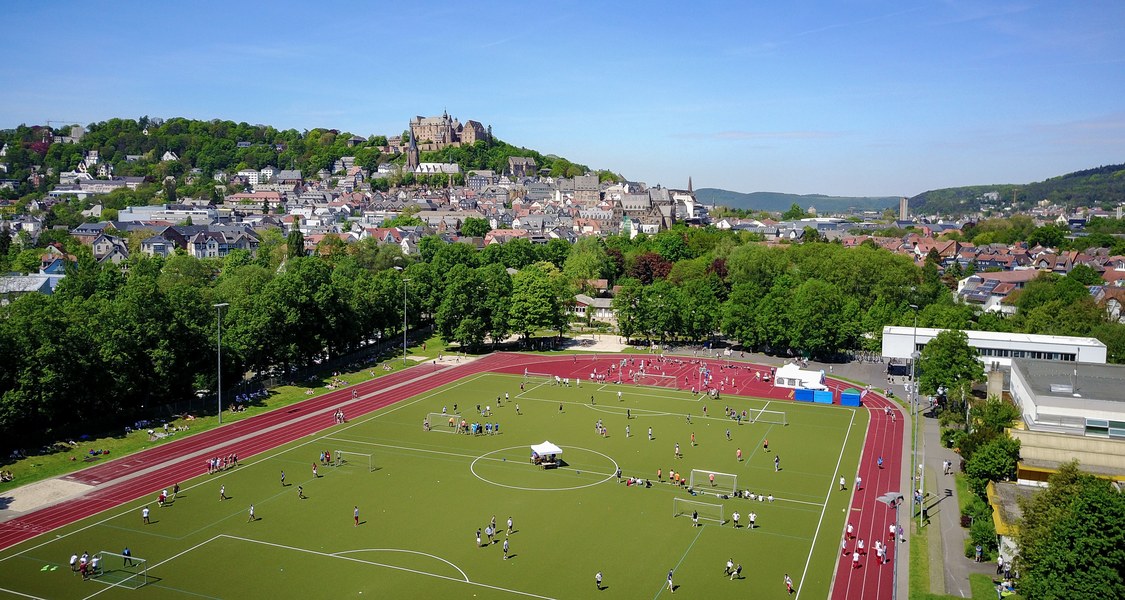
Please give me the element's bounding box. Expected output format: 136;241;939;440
899;197;909;221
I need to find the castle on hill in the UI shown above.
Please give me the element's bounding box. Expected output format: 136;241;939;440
408;111;489;152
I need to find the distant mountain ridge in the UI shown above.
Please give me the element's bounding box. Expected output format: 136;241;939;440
695;188;899;214
910;163;1125;215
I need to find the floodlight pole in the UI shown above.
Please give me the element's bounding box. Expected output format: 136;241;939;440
909;304;920;527
214;302;229;424
402;278;411;365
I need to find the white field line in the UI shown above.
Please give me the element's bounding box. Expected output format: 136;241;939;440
0;374;485;565
795;408;856;600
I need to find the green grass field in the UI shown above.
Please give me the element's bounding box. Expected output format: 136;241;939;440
0;373;867;599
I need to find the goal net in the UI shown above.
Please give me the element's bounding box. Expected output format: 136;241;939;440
333;450;375;472
93;551;147;589
749;407;789;426
689;469;737;495
632;373;678;389
426;412;459;433
673;497;724;525
522;370;557;382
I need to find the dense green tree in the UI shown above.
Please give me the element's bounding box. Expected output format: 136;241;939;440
460;217;491;238
1016;461;1125;599
612;279;645;342
508;263;564;340
963;435;1020;499
781;202;805;220
916;330;984;397
286;229;306;259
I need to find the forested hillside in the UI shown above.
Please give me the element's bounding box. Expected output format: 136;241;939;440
0;117;601;200
911;163;1125;215
696;188;898;213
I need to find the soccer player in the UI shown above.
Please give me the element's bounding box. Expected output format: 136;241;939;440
749;511;756;529
219;485;226;501
248;504;255;522
726;428;731;441
732;511;740;528
312;462;319;477
847;522;854;538
674;443;681;458
856;475;862;490
691;432;696;447
69;552;78;573
595;571;603;590
725;558;733;576
731;563;742;580
171;482;179;500
763;438;769;452
648;427;653;440
476;528;482;547
626;425;631;437
840;476;847;491
354;506;360;527
297;485;305;499
281;470;286;486
515;403;521;415
503;538;509;560
617;391;623;401
122;547;133;567
774;455;781;472
785;573;794;594
852;551;860;569
507;516;514;535
90;554;100;577
709;472;716;486
692;510;699;527
857;538;865;555
142;506;150;524
736;447;742;461
667;569;675;594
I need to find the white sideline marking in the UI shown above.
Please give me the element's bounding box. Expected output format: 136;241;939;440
225;535;556;599
795;408;856;600
333;548;469;582
0;586;48;599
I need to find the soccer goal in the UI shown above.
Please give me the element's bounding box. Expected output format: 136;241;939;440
522;370;556;382
333;450;375;472
749;407;789;426
672;497;725;525
632;373;678;388
93;551;147;589
426;412;459;433
689;469;737;495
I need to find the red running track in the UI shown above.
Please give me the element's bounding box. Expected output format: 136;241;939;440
0;353;506;551
0;352;904;600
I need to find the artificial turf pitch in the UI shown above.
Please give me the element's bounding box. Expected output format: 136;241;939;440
0;373;867;599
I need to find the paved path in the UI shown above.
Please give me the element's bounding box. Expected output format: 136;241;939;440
921;406;997;596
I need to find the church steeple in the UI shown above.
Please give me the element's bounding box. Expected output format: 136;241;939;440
406;129;419;171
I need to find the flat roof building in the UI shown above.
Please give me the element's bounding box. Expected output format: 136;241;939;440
1008;358;1125;483
881;326;1107;369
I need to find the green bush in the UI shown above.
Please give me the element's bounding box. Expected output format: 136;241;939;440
942;427;966;449
966;513;999;559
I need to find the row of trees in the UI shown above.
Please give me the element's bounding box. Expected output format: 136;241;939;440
5;222;1125;446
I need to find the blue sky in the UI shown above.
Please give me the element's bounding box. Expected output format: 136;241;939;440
2;1;1123;196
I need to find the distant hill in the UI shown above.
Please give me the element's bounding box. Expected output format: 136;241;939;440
910;163;1125;215
695;188;899;214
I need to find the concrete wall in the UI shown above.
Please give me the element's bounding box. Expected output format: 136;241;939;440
1009;428;1125;470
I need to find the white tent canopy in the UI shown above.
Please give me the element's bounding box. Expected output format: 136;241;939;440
774;363;827;390
531;441;562;456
